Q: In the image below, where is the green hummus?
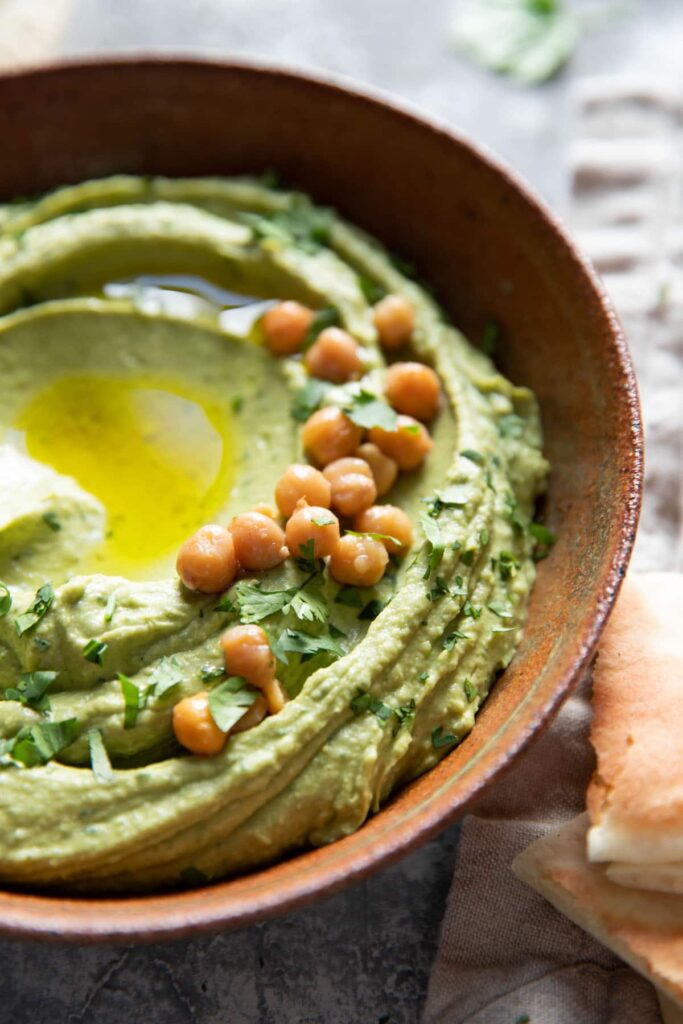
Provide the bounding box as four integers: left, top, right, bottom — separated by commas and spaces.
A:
0, 175, 548, 890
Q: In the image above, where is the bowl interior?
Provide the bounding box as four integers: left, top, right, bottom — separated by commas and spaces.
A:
0, 59, 641, 941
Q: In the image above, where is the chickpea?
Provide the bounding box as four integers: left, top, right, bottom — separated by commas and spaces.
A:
176, 524, 238, 594
231, 693, 268, 734
323, 457, 377, 517
252, 502, 278, 519
261, 301, 314, 356
275, 463, 331, 518
373, 294, 415, 351
368, 415, 433, 471
353, 504, 413, 556
304, 327, 363, 383
229, 511, 288, 571
302, 406, 363, 466
328, 534, 389, 587
356, 443, 398, 497
262, 678, 288, 715
285, 503, 341, 560
385, 361, 441, 422
221, 623, 276, 687
173, 691, 226, 756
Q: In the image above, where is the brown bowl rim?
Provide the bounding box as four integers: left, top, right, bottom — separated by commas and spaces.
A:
0, 54, 643, 943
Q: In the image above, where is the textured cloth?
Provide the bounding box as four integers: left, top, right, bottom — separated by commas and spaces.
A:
0, 0, 73, 68
425, 80, 683, 1023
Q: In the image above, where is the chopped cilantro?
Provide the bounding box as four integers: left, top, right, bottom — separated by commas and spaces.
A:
289, 580, 329, 623
231, 394, 244, 413
311, 515, 337, 527
431, 725, 457, 750
295, 538, 323, 574
427, 576, 450, 602
32, 636, 50, 652
83, 639, 108, 665
0, 582, 11, 618
244, 195, 333, 250
498, 550, 520, 581
358, 599, 386, 621
460, 548, 476, 567
419, 512, 444, 577
530, 521, 556, 560
8, 718, 80, 767
350, 690, 393, 725
103, 593, 117, 623
423, 486, 469, 517
443, 630, 468, 650
335, 586, 364, 609
88, 728, 114, 783
303, 306, 340, 349
201, 664, 226, 683
504, 491, 526, 532
478, 528, 489, 546
460, 449, 484, 465
42, 510, 62, 532
149, 656, 184, 700
234, 580, 294, 622
215, 593, 236, 614
344, 390, 398, 431
2, 670, 56, 712
290, 378, 329, 422
418, 671, 429, 682
393, 699, 417, 734
119, 673, 145, 729
358, 275, 387, 304
498, 413, 526, 439
462, 603, 482, 619
463, 679, 477, 702
488, 600, 513, 619
208, 678, 257, 732
14, 582, 54, 637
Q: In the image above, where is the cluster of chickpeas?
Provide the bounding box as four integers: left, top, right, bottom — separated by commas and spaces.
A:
172, 292, 441, 756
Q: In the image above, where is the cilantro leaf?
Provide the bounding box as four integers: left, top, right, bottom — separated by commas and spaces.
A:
9, 718, 80, 767
335, 586, 364, 608
431, 725, 457, 750
103, 593, 117, 623
14, 582, 54, 637
498, 550, 520, 581
290, 378, 329, 422
358, 275, 387, 305
350, 689, 393, 724
358, 599, 386, 621
215, 593, 236, 613
200, 664, 226, 683
149, 656, 184, 700
2, 670, 57, 712
463, 679, 477, 702
88, 728, 114, 783
498, 413, 526, 439
273, 628, 344, 665
530, 521, 556, 560
460, 449, 485, 465
289, 580, 329, 623
119, 673, 146, 729
83, 639, 108, 665
344, 391, 398, 431
442, 630, 468, 650
208, 678, 257, 732
488, 600, 513, 619
42, 510, 61, 532
234, 580, 295, 623
504, 491, 526, 532
0, 582, 11, 618
419, 512, 445, 577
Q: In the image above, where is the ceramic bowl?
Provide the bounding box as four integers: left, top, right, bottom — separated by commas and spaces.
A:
0, 57, 642, 941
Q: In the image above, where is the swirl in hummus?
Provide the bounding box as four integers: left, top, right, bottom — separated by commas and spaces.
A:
0, 175, 548, 890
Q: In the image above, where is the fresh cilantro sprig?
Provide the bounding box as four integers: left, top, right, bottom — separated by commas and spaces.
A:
344, 390, 398, 431
290, 379, 329, 422
272, 628, 344, 665
2, 670, 57, 712
1, 718, 80, 767
208, 677, 257, 733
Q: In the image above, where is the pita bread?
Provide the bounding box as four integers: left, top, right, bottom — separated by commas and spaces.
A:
513, 813, 683, 1012
587, 574, 683, 870
608, 862, 683, 895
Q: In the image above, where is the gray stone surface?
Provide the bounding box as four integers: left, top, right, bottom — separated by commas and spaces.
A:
3, 2, 681, 1022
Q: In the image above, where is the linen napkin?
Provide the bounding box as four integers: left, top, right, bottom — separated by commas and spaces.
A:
0, 0, 73, 69
424, 78, 683, 1024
